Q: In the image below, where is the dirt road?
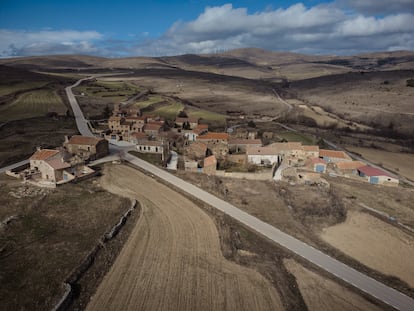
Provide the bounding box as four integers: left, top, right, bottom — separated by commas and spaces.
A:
86, 164, 283, 311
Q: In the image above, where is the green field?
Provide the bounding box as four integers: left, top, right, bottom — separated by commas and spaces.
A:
0, 82, 49, 97
187, 108, 227, 123
277, 131, 315, 145
74, 80, 142, 101
0, 89, 67, 121
133, 95, 164, 109
149, 102, 185, 119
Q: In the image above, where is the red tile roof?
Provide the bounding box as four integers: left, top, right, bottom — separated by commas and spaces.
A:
319, 149, 350, 159
130, 132, 148, 139
268, 142, 303, 151
68, 135, 105, 146
358, 166, 395, 178
144, 123, 162, 131
303, 145, 319, 152
30, 149, 60, 161
46, 158, 71, 170
336, 161, 365, 170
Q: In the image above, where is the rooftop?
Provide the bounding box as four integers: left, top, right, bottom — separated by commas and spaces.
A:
303, 145, 319, 152
246, 146, 280, 156
358, 166, 396, 178
46, 158, 71, 170
336, 161, 366, 170
229, 138, 262, 145
319, 149, 351, 159
30, 149, 60, 161
68, 135, 105, 146
268, 142, 303, 151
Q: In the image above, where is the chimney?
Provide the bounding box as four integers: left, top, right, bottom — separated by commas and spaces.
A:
36, 146, 41, 151
64, 135, 69, 143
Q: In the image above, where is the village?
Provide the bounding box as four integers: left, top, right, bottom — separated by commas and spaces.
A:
7, 100, 399, 188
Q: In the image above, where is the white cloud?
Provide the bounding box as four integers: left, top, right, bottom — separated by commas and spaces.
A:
0, 29, 103, 57
338, 0, 414, 14
134, 3, 414, 56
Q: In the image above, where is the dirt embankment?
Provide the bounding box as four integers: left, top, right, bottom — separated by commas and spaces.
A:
86, 164, 283, 311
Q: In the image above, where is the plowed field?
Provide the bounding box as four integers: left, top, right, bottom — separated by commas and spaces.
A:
86, 164, 283, 311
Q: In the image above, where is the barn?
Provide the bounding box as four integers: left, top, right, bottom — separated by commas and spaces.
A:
357, 166, 399, 186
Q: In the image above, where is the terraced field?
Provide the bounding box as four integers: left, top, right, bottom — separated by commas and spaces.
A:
0, 81, 48, 97
0, 89, 67, 121
87, 164, 282, 311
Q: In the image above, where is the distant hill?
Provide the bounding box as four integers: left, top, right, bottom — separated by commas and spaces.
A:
1, 48, 413, 80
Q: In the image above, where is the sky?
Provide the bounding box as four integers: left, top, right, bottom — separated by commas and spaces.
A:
1, 0, 414, 58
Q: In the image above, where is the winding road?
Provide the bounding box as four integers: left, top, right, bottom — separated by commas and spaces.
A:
2, 74, 413, 311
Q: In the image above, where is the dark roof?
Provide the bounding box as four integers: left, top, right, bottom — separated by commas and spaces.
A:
30, 149, 60, 161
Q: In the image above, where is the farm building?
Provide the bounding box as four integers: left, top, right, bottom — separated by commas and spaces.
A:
143, 123, 163, 137
64, 135, 109, 161
335, 161, 366, 175
136, 140, 167, 160
311, 158, 327, 173
319, 149, 351, 163
228, 138, 262, 153
246, 146, 281, 166
29, 149, 71, 183
357, 166, 399, 186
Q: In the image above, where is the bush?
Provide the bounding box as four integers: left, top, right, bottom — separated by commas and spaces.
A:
406, 79, 414, 87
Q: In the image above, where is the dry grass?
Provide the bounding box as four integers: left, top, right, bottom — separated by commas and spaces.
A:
284, 259, 382, 311
320, 210, 414, 288
0, 177, 129, 311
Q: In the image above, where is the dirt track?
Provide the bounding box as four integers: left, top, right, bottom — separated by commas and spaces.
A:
86, 164, 282, 311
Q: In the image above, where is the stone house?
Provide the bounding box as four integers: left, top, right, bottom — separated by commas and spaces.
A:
175, 117, 199, 129
185, 141, 208, 160
335, 161, 365, 175
29, 148, 71, 183
64, 135, 109, 160
228, 138, 262, 153
143, 123, 163, 137
136, 140, 167, 160
319, 149, 351, 163
203, 155, 217, 175
246, 146, 281, 166
303, 145, 319, 158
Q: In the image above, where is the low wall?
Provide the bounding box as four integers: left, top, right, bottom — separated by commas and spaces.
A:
51, 199, 137, 311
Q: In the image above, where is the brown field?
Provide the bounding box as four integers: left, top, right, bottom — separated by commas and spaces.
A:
0, 175, 129, 311
291, 70, 414, 134
346, 146, 414, 181
87, 164, 283, 311
284, 259, 382, 311
321, 210, 414, 288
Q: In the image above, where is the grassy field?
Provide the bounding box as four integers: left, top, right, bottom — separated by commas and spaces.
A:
75, 80, 142, 101
0, 89, 67, 122
276, 131, 316, 145
148, 101, 185, 119
0, 175, 130, 311
0, 117, 77, 167
0, 82, 49, 97
133, 95, 164, 109
187, 108, 227, 124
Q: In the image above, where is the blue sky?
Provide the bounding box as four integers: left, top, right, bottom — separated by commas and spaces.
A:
1, 0, 413, 57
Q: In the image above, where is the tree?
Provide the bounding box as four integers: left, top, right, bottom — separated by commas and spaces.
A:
103, 105, 112, 118
178, 110, 188, 118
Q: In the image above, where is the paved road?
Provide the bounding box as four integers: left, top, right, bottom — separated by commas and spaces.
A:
123, 153, 414, 311
2, 75, 413, 311
67, 75, 414, 311
0, 159, 29, 174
